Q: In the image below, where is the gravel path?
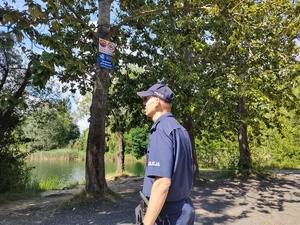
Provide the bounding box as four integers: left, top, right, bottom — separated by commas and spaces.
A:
0, 170, 299, 225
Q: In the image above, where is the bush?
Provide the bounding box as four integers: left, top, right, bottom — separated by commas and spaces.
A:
195, 136, 239, 169
124, 125, 149, 159
71, 129, 88, 151
0, 144, 33, 193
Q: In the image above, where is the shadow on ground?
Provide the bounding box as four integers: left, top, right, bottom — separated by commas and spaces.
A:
192, 170, 300, 225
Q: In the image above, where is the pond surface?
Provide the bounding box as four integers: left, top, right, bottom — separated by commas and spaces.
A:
28, 159, 145, 187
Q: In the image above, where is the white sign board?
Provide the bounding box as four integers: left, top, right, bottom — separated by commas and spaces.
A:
99, 38, 115, 56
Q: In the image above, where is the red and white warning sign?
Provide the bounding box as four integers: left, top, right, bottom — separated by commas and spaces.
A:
99, 38, 115, 56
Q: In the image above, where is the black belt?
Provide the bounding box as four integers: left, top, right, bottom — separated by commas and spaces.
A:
163, 196, 189, 208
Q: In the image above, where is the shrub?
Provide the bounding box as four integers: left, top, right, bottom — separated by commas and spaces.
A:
0, 144, 33, 193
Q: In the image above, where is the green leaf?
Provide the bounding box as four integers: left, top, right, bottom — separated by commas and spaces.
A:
0, 99, 9, 109
18, 102, 28, 110
2, 14, 11, 25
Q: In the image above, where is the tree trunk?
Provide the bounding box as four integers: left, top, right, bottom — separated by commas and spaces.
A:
116, 131, 125, 173
0, 108, 15, 141
237, 92, 251, 170
183, 114, 200, 177
85, 0, 111, 195
182, 20, 199, 177
0, 68, 31, 141
85, 68, 110, 195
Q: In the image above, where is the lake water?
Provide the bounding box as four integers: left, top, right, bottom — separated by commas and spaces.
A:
28, 159, 145, 187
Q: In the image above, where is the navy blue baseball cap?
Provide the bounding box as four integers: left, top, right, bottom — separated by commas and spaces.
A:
137, 83, 175, 103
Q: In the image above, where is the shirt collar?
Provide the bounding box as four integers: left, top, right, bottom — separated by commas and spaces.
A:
150, 112, 173, 132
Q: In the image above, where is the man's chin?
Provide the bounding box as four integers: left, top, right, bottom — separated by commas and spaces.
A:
145, 112, 152, 118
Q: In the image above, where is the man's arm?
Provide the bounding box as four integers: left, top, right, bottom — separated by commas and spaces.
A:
142, 176, 171, 225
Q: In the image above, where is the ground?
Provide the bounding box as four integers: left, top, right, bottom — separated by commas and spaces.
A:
0, 170, 299, 225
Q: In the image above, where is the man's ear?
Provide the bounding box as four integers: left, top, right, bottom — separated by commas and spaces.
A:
154, 97, 160, 107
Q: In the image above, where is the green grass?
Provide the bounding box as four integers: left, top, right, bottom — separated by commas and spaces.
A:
0, 175, 83, 204
261, 161, 300, 170
196, 167, 279, 181
39, 176, 84, 191
39, 176, 61, 190
0, 178, 42, 203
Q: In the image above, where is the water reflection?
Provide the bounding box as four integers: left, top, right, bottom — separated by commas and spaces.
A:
28, 160, 145, 187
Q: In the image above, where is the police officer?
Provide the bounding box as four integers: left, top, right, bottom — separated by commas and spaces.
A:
137, 83, 195, 225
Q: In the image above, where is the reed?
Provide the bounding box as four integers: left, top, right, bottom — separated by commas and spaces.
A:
28, 149, 143, 163
29, 148, 85, 161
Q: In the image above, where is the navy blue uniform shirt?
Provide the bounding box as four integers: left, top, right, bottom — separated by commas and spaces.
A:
142, 112, 194, 202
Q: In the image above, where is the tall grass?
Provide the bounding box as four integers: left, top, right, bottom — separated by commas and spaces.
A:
29, 148, 85, 161
28, 148, 144, 163
39, 176, 83, 190
39, 176, 61, 190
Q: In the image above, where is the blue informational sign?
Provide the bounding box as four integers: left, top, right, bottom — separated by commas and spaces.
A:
98, 53, 114, 70
98, 38, 116, 70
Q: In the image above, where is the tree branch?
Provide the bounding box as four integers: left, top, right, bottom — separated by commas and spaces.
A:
62, 0, 98, 38
110, 5, 214, 37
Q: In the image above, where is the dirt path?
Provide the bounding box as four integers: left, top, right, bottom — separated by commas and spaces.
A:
0, 186, 84, 224
193, 170, 300, 225
0, 177, 143, 225
0, 171, 299, 225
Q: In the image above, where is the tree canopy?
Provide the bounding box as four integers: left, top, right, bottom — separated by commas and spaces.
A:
21, 99, 80, 150
1, 0, 299, 195
112, 0, 300, 171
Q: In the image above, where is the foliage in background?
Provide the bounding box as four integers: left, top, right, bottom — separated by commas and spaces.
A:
0, 24, 81, 193
21, 99, 80, 150
195, 135, 239, 169
263, 108, 300, 169
113, 0, 300, 171
195, 105, 300, 169
70, 129, 89, 152
124, 125, 149, 159
0, 43, 28, 141
0, 41, 34, 194
105, 129, 119, 156
1, 0, 299, 197
0, 135, 33, 194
